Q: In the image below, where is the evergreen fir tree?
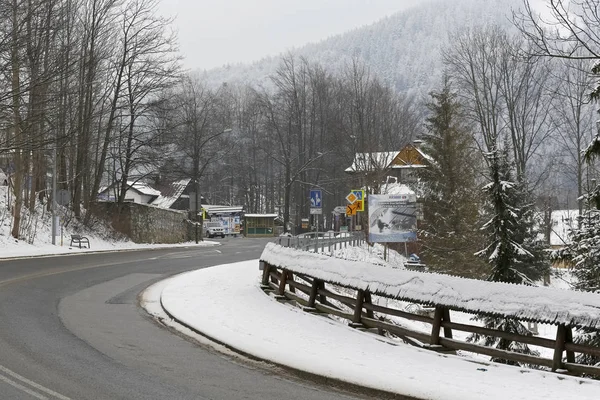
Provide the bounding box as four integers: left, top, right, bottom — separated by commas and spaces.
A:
476, 147, 548, 284
553, 185, 600, 367
470, 147, 549, 365
417, 79, 487, 278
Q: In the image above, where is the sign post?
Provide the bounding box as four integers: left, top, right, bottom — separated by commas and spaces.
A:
309, 189, 323, 230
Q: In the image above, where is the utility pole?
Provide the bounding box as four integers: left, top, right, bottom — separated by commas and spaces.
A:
195, 178, 199, 243
51, 145, 57, 245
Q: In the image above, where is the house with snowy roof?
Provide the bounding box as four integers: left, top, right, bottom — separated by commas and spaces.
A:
345, 140, 430, 185
151, 178, 199, 210
97, 180, 161, 204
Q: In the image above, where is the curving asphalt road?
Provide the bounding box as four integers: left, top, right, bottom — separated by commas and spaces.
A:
0, 238, 370, 400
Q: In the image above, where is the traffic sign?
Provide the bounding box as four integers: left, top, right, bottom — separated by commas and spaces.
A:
57, 189, 71, 206
351, 190, 365, 211
310, 189, 322, 208
355, 199, 364, 212
351, 189, 364, 201
346, 202, 359, 216
346, 192, 357, 204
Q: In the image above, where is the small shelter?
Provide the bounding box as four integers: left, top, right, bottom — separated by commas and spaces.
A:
203, 205, 244, 236
244, 213, 278, 237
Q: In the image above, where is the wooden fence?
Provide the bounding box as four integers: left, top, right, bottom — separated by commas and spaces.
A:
260, 261, 600, 378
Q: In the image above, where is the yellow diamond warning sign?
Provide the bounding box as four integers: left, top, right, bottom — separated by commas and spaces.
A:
346, 192, 357, 204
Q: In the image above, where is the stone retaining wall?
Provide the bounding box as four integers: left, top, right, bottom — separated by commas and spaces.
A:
91, 202, 188, 243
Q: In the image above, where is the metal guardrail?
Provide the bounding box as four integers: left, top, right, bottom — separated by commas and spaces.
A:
274, 231, 365, 252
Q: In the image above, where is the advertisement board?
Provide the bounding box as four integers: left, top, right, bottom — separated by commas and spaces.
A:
368, 193, 417, 243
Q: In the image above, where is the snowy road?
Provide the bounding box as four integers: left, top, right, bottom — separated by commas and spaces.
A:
0, 238, 375, 400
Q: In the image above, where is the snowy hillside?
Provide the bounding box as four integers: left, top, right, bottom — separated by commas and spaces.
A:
201, 0, 523, 97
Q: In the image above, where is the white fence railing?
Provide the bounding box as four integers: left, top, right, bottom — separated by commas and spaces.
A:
274, 231, 365, 252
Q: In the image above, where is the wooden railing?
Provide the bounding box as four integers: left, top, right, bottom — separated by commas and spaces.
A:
259, 261, 600, 377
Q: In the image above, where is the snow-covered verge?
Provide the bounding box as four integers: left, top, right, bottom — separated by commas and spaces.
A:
0, 186, 218, 259
260, 242, 600, 328
159, 260, 600, 400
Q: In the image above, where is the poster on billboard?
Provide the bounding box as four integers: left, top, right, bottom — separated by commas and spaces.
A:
368, 193, 417, 243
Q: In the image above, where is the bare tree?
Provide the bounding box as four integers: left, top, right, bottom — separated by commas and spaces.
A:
551, 59, 596, 214
112, 0, 181, 204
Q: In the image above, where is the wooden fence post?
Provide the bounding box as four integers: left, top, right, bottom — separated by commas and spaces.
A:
318, 280, 327, 303
261, 262, 271, 287
363, 291, 374, 318
288, 271, 296, 293
277, 268, 288, 298
565, 326, 575, 363
350, 289, 365, 327
553, 324, 567, 371
430, 306, 444, 345
306, 278, 320, 309
442, 308, 453, 339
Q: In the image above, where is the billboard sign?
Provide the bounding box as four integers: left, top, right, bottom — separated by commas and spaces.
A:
368, 193, 417, 243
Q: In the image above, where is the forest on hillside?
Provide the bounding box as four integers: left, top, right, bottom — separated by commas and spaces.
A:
2, 0, 600, 367
0, 0, 597, 243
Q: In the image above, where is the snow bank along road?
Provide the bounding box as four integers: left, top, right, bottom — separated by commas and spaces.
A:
0, 238, 373, 400
159, 260, 600, 400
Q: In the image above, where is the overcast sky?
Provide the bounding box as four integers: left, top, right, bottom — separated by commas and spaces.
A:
157, 0, 422, 71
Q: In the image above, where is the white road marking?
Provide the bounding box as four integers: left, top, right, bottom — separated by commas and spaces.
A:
0, 373, 47, 399
0, 365, 71, 400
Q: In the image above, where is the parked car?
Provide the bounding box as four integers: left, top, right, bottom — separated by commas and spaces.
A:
204, 221, 225, 238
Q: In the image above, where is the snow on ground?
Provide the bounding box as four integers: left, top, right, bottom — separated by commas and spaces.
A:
159, 260, 600, 400
0, 186, 218, 259
261, 243, 600, 328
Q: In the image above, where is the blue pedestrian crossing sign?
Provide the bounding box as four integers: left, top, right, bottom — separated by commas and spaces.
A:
310, 189, 322, 208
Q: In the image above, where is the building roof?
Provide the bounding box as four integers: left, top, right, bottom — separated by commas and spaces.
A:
345, 143, 431, 174
380, 182, 415, 196
245, 213, 278, 218
203, 204, 244, 214
97, 180, 161, 198
151, 178, 191, 209
128, 181, 161, 197
345, 152, 399, 173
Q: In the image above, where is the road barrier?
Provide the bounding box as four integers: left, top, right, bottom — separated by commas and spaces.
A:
260, 243, 600, 378
274, 231, 364, 252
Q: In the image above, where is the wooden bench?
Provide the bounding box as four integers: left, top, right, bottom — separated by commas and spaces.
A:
70, 234, 90, 249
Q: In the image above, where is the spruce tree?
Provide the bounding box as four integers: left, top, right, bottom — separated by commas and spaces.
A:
553, 185, 600, 367
418, 79, 486, 278
477, 147, 548, 284
470, 147, 548, 365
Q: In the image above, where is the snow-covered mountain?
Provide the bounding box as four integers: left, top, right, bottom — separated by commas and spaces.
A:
199, 0, 523, 97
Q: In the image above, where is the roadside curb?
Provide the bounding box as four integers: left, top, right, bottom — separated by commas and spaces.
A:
157, 284, 420, 400
0, 242, 221, 262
